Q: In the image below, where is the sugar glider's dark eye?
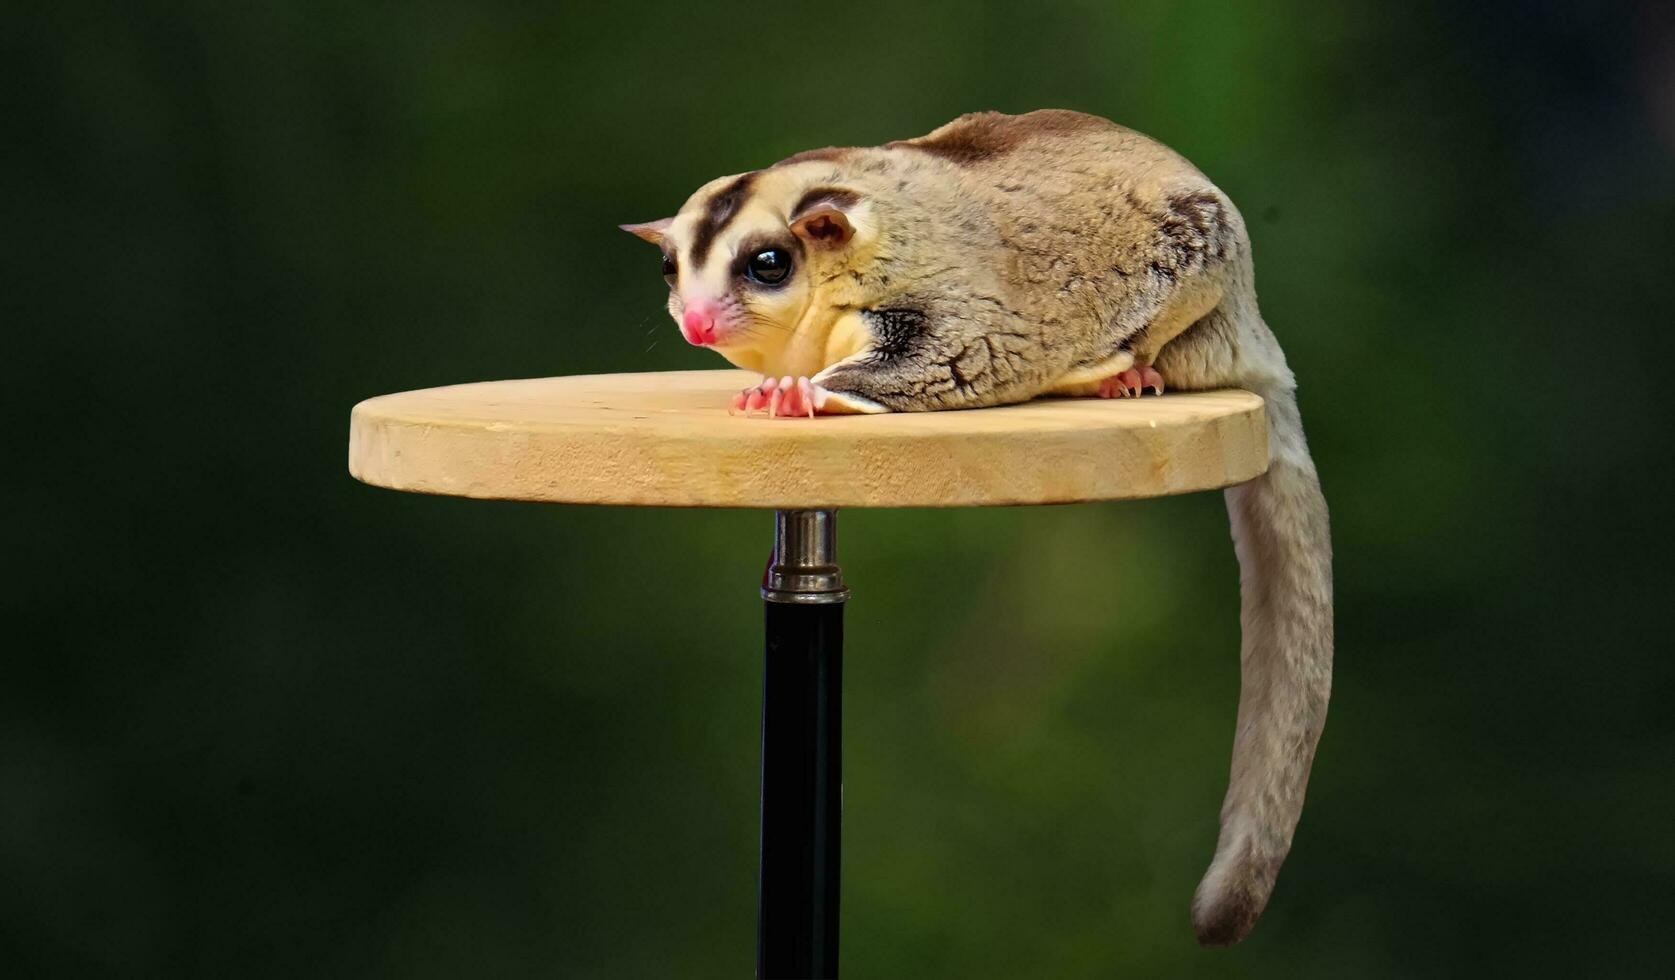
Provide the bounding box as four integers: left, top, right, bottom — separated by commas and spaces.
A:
661, 254, 677, 286
745, 249, 792, 286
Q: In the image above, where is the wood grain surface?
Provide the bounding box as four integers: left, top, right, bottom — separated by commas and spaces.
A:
348, 370, 1268, 508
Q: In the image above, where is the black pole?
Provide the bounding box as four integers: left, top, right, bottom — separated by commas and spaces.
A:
759, 602, 842, 979
758, 510, 848, 980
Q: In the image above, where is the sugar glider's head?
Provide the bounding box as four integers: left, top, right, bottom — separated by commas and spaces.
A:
622, 166, 872, 353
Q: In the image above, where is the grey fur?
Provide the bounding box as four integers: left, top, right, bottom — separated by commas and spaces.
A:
819, 112, 1332, 946
637, 110, 1334, 947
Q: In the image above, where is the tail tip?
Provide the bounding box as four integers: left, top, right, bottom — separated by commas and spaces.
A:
1190, 868, 1268, 947
1191, 893, 1261, 947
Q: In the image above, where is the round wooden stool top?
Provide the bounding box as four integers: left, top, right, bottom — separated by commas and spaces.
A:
348, 369, 1268, 509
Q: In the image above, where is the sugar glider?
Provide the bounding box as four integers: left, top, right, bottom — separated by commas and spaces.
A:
624, 109, 1332, 946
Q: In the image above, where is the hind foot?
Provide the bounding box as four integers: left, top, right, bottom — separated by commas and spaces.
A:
1098, 365, 1165, 398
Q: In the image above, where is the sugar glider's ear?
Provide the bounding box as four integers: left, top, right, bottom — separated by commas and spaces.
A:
619, 217, 673, 245
790, 188, 862, 247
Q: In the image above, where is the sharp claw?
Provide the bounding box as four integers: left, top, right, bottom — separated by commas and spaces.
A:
1094, 366, 1165, 400
769, 388, 783, 417
799, 377, 816, 418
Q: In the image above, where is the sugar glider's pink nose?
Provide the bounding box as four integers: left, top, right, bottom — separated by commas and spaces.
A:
681, 303, 718, 346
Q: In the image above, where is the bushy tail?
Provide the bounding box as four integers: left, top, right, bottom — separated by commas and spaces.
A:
1190, 382, 1333, 946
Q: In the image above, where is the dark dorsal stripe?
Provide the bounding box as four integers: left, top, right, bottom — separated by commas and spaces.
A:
888, 109, 1113, 166
690, 172, 758, 267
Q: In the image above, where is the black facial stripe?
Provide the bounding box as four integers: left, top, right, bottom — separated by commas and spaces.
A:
690, 171, 758, 267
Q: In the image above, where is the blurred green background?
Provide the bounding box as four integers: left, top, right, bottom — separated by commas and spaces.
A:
8, 1, 1675, 976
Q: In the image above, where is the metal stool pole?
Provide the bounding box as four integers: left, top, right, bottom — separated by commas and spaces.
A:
758, 509, 848, 979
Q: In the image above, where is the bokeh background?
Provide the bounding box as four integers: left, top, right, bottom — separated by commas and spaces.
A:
9, 1, 1675, 976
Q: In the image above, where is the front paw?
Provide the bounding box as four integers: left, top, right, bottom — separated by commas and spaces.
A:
729, 376, 830, 419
